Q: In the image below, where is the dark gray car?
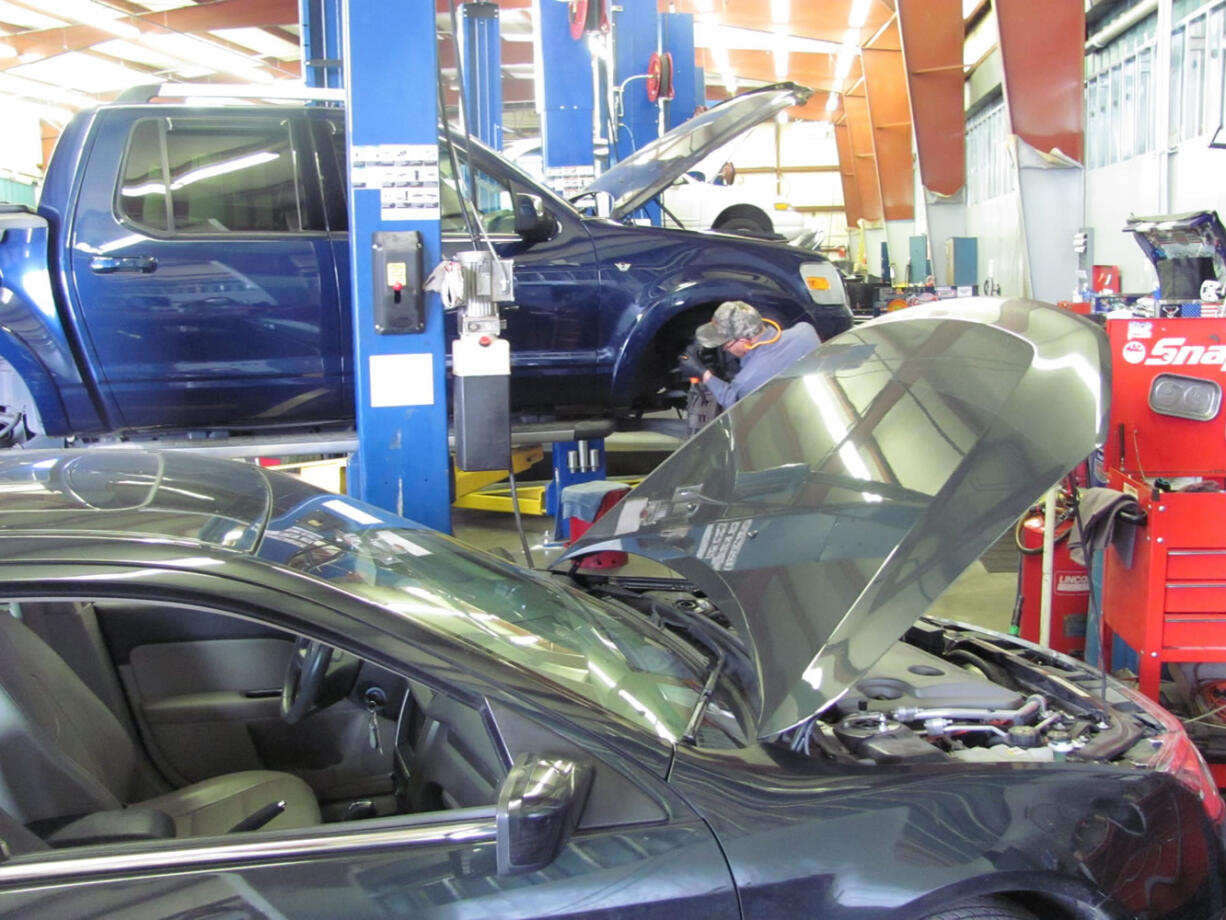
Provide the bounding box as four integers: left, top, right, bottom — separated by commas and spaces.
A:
0, 299, 1220, 920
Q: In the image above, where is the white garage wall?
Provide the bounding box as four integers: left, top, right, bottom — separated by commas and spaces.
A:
0, 99, 44, 198
700, 120, 850, 252
1085, 156, 1164, 295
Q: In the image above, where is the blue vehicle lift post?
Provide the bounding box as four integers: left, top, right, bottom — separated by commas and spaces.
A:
458, 2, 502, 150
534, 0, 596, 195
301, 0, 343, 89
611, 0, 660, 223
661, 12, 696, 131
341, 0, 451, 533
533, 0, 608, 535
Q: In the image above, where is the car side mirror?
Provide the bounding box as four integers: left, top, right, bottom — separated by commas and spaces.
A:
513, 194, 558, 243
496, 755, 593, 876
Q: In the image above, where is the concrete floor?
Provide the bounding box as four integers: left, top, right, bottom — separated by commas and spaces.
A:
452, 426, 1020, 636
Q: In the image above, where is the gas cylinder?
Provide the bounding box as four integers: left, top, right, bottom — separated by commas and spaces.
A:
1017, 514, 1088, 657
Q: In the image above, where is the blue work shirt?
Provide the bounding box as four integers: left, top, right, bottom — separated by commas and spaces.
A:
704, 322, 820, 408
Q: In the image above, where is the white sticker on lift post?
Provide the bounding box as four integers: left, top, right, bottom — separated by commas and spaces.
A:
1127, 321, 1153, 340
369, 353, 434, 407
351, 144, 440, 221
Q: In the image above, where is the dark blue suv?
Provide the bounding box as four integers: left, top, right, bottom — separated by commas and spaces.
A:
0, 84, 849, 439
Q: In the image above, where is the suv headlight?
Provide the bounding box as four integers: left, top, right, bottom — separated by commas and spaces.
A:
800, 262, 842, 305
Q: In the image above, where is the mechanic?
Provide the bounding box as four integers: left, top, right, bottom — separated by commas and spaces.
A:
679, 300, 820, 409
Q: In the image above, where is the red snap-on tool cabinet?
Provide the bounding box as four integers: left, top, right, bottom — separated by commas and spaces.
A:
1100, 317, 1226, 784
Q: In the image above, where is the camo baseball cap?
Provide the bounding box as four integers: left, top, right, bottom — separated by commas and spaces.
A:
694, 300, 765, 348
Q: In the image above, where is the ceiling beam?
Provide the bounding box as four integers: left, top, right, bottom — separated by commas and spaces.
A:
2, 0, 298, 62
833, 118, 863, 227
844, 92, 883, 222
897, 0, 965, 198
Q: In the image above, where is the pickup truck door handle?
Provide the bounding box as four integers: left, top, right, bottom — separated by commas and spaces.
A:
89, 255, 158, 274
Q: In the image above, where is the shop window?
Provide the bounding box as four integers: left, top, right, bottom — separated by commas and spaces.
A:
1206, 7, 1225, 135
1137, 46, 1154, 155
1183, 15, 1206, 138
1169, 26, 1185, 146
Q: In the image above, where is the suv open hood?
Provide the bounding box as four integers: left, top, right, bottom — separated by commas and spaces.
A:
559, 300, 1110, 739
586, 83, 812, 220
1125, 211, 1226, 301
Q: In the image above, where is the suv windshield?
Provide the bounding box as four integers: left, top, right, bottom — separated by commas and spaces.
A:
258, 492, 745, 746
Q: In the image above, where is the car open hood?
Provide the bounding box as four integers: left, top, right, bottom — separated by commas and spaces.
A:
586, 83, 812, 220
558, 299, 1110, 739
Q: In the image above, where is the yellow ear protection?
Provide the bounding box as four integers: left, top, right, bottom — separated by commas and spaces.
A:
742, 318, 782, 350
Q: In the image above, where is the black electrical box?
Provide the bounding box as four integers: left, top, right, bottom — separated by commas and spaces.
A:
371, 230, 425, 334
454, 375, 511, 471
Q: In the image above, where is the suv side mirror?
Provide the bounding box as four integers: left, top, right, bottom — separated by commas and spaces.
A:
496, 755, 593, 876
513, 194, 558, 243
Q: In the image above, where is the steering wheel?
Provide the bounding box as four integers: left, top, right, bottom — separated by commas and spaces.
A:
281, 636, 335, 725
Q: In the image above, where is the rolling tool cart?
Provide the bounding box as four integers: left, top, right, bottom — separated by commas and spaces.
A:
1099, 316, 1226, 785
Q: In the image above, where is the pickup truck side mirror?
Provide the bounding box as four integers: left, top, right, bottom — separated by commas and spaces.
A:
496, 755, 593, 876
513, 194, 558, 243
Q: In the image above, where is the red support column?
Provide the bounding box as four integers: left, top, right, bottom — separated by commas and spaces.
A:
896, 0, 965, 199
996, 0, 1086, 303
844, 89, 884, 223
833, 116, 863, 228
861, 18, 914, 222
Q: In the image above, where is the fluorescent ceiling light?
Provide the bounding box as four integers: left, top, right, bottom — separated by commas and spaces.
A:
0, 1, 62, 30
0, 71, 94, 107
693, 0, 714, 12
13, 50, 150, 93
774, 51, 788, 80
849, 0, 872, 29
694, 22, 841, 55
0, 42, 16, 59
771, 0, 789, 24
39, 0, 139, 39
140, 32, 274, 83
38, 104, 73, 124
211, 27, 301, 60
826, 92, 840, 112
773, 26, 788, 80
835, 45, 856, 81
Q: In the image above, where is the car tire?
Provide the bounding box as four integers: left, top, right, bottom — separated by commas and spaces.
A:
716, 215, 771, 236
919, 898, 1039, 920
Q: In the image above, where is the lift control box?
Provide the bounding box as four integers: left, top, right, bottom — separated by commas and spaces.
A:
371, 231, 425, 334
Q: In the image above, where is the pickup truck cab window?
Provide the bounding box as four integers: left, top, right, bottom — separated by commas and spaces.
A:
118, 117, 306, 235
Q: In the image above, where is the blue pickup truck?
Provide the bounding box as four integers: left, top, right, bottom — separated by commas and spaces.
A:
0, 84, 850, 444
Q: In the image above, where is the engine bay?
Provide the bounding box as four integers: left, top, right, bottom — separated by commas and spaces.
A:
788, 619, 1159, 767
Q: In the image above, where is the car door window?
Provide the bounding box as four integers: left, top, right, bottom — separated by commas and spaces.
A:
119, 117, 305, 234
439, 141, 516, 234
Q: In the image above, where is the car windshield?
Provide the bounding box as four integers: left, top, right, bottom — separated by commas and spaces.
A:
256, 492, 744, 746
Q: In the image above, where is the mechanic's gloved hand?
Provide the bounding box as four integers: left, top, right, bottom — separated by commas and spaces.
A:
677, 352, 708, 380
